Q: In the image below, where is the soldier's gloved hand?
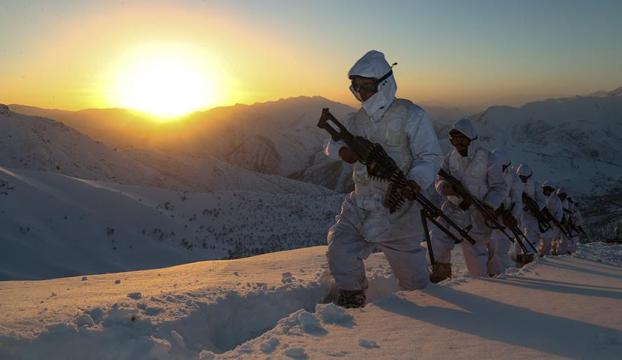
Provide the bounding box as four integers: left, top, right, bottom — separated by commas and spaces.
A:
481, 203, 495, 215
439, 182, 457, 196
338, 146, 359, 164
503, 214, 518, 228
459, 198, 472, 210
400, 180, 421, 201
494, 205, 505, 217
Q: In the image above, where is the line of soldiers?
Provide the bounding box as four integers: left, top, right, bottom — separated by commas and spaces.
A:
428, 120, 587, 283
321, 50, 588, 308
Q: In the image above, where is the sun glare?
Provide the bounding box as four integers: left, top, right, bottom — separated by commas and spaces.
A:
111, 45, 223, 119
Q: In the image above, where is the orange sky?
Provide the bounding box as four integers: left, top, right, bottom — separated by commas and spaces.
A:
1, 1, 621, 115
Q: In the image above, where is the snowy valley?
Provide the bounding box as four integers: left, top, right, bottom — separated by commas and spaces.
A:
8, 88, 622, 235
1, 88, 621, 359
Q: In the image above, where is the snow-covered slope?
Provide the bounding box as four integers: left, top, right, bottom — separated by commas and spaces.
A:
0, 106, 333, 195
0, 104, 342, 280
124, 149, 335, 195
465, 89, 622, 197
6, 105, 154, 149
11, 91, 620, 199
0, 106, 167, 186
0, 166, 342, 280
10, 97, 356, 179
7, 98, 469, 194
0, 244, 620, 360
153, 96, 356, 178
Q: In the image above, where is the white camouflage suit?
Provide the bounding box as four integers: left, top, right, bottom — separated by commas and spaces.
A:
430, 119, 507, 277
567, 200, 583, 253
557, 189, 580, 254
487, 149, 523, 275
515, 164, 546, 256
324, 50, 442, 291
539, 180, 563, 256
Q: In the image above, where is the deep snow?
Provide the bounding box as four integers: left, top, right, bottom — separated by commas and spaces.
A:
1, 91, 621, 359
1, 244, 620, 360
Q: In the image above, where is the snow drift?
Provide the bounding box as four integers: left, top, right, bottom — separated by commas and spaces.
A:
0, 244, 620, 359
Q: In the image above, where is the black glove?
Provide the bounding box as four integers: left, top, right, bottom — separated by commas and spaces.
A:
459, 199, 472, 211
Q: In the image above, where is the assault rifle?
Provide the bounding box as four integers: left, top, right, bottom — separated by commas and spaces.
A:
437, 169, 534, 253
317, 108, 476, 265
498, 203, 538, 254
522, 193, 553, 233
562, 208, 591, 240
542, 208, 572, 238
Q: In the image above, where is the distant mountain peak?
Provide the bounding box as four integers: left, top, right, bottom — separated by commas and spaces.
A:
248, 95, 347, 107
587, 86, 622, 98
0, 104, 10, 115
609, 86, 622, 97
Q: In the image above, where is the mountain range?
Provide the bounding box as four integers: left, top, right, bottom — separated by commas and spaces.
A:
2, 87, 621, 278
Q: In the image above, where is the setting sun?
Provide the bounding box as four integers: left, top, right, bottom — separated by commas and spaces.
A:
110, 45, 222, 118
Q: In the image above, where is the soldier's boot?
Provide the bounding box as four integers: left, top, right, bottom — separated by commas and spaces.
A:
430, 262, 452, 283
336, 289, 366, 308
516, 253, 535, 267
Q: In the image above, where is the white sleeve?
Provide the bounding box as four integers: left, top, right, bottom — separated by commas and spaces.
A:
324, 138, 344, 160
548, 196, 563, 222
405, 106, 443, 191
435, 155, 451, 196
323, 113, 356, 160
483, 154, 508, 209
510, 175, 523, 218
534, 182, 547, 210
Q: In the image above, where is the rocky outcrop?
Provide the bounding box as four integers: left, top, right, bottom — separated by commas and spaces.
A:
225, 135, 282, 174
0, 104, 10, 115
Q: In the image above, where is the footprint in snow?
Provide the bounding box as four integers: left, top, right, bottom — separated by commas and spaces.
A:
358, 339, 380, 349
284, 347, 308, 359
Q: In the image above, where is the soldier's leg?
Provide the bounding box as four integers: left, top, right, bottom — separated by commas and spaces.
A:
540, 236, 553, 256
461, 233, 489, 277
326, 211, 370, 291
429, 221, 455, 282
520, 216, 541, 255
556, 232, 570, 255
488, 230, 511, 276
569, 236, 579, 254
540, 228, 559, 256
378, 236, 429, 290
430, 220, 455, 265
551, 238, 560, 255
429, 203, 473, 282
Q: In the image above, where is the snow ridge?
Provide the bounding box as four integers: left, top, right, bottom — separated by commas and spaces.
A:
2, 245, 620, 359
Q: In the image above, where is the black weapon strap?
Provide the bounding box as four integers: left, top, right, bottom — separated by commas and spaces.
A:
420, 210, 436, 267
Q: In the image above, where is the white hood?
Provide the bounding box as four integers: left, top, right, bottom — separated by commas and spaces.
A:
516, 163, 533, 177
541, 180, 557, 189
450, 118, 479, 157
492, 148, 511, 168
348, 50, 397, 119
450, 118, 478, 140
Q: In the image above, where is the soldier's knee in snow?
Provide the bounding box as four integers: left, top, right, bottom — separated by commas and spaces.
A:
398, 275, 429, 291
